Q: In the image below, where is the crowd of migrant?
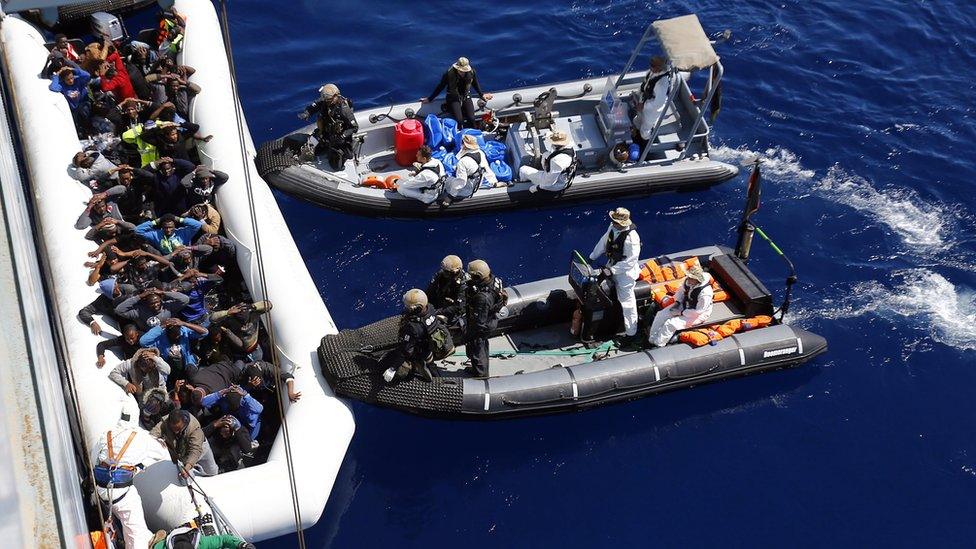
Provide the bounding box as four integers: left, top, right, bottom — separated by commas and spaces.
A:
47, 8, 297, 498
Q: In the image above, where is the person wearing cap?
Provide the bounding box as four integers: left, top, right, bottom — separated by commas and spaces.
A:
426, 254, 469, 329
298, 82, 358, 170
181, 165, 229, 209
396, 145, 445, 204
636, 56, 673, 142
422, 57, 493, 129
464, 259, 506, 377
520, 130, 578, 193
445, 133, 499, 201
78, 276, 129, 337
589, 207, 642, 348
648, 263, 714, 348
394, 289, 443, 382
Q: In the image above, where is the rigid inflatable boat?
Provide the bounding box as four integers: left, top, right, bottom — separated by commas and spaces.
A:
320, 246, 826, 418
0, 0, 353, 542
319, 160, 827, 418
257, 14, 738, 218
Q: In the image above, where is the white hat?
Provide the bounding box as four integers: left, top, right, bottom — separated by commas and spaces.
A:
686, 264, 706, 283
549, 131, 570, 146
462, 133, 480, 150
608, 207, 632, 226
453, 57, 472, 72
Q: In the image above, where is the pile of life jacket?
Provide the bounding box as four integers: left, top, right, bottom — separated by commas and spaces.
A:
678, 315, 773, 347
643, 257, 729, 307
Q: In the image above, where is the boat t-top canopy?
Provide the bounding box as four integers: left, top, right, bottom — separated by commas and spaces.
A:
652, 14, 719, 71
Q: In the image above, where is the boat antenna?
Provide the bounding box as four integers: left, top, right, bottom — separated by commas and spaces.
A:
733, 157, 797, 320
734, 156, 762, 261
217, 2, 306, 548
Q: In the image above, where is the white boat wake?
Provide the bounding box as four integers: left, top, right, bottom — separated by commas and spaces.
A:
711, 145, 960, 251
712, 145, 975, 352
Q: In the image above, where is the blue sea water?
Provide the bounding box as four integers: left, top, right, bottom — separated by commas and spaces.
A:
228, 1, 976, 546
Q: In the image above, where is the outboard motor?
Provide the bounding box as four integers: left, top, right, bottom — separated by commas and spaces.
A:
90, 12, 127, 43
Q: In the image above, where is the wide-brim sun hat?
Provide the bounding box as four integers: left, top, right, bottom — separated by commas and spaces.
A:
462, 134, 480, 150
453, 56, 472, 72
686, 264, 706, 283
608, 207, 632, 226
549, 131, 570, 146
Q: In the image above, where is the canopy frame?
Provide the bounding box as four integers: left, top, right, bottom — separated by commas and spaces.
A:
608, 14, 724, 165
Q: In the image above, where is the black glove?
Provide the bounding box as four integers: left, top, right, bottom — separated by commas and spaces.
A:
600, 267, 613, 278
49, 49, 64, 60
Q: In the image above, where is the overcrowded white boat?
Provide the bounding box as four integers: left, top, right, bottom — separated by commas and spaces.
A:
0, 0, 354, 544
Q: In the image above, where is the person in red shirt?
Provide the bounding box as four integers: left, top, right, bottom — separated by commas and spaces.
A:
98, 48, 136, 101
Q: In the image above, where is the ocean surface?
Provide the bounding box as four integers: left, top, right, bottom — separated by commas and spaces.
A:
228, 1, 976, 546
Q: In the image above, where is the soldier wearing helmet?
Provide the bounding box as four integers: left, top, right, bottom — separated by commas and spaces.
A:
464, 259, 506, 377
298, 82, 358, 170
393, 289, 441, 382
425, 255, 469, 330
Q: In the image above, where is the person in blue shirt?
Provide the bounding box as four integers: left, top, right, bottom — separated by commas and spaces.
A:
49, 60, 92, 132
201, 385, 264, 441
135, 213, 203, 255
139, 317, 208, 381
174, 268, 222, 326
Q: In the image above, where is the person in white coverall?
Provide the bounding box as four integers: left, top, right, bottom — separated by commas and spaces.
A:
522, 130, 576, 193
590, 207, 641, 346
445, 134, 498, 201
637, 56, 673, 141
648, 263, 715, 347
91, 422, 169, 549
397, 145, 446, 204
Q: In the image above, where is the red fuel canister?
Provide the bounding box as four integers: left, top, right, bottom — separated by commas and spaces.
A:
394, 119, 425, 167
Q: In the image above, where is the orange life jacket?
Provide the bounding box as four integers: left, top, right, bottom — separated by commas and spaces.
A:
678, 315, 775, 347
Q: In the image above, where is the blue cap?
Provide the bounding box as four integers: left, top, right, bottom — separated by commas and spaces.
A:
97, 277, 117, 297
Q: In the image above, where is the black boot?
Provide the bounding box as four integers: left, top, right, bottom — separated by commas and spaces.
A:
616, 334, 643, 352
